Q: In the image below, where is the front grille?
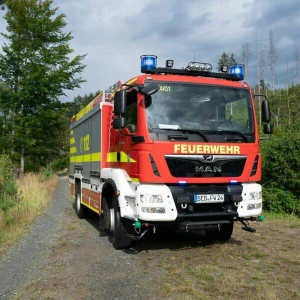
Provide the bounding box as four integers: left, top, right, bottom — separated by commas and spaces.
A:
185, 186, 227, 194
165, 155, 246, 178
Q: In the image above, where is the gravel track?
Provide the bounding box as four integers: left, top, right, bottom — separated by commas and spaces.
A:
0, 176, 69, 300
0, 176, 160, 300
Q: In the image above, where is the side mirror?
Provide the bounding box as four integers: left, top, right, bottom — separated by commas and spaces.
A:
262, 100, 271, 123
113, 117, 126, 129
140, 83, 160, 96
263, 123, 272, 134
145, 95, 152, 108
114, 90, 126, 115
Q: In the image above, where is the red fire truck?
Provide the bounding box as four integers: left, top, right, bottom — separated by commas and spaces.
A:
69, 55, 271, 249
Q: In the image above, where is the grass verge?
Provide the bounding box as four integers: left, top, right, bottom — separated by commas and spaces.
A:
0, 173, 58, 258
141, 212, 300, 300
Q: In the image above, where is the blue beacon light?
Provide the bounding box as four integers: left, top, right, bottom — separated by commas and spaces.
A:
229, 64, 245, 80
140, 55, 157, 73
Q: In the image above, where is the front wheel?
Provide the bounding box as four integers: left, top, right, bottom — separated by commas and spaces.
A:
99, 195, 111, 232
112, 196, 133, 250
206, 221, 234, 243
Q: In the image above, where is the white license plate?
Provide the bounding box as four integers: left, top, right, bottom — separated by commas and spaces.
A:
194, 194, 224, 203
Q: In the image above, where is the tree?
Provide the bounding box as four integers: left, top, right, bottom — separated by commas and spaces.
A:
268, 30, 279, 91
0, 0, 6, 10
240, 43, 251, 81
294, 44, 300, 84
0, 0, 86, 171
217, 52, 237, 69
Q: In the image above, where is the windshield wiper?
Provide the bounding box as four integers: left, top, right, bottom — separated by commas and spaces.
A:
205, 130, 248, 142
177, 129, 209, 142
150, 128, 209, 142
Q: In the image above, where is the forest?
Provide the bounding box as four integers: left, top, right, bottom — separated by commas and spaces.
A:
0, 0, 299, 216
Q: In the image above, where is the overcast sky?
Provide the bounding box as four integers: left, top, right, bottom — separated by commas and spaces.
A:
1, 0, 300, 101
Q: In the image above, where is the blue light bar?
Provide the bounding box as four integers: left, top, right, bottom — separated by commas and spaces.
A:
140, 55, 157, 73
229, 64, 244, 80
178, 180, 187, 185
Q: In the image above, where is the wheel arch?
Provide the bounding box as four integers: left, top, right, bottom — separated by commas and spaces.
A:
101, 179, 117, 210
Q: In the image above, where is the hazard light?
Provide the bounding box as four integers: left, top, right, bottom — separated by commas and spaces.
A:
229, 64, 245, 80
140, 55, 157, 73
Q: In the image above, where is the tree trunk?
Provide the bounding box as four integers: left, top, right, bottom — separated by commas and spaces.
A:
20, 145, 24, 173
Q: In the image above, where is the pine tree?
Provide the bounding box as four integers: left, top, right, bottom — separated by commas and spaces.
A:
268, 30, 279, 91
0, 0, 86, 171
217, 52, 237, 70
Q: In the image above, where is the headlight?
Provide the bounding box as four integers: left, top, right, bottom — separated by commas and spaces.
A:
141, 207, 165, 213
247, 203, 262, 210
249, 191, 262, 200
140, 194, 163, 203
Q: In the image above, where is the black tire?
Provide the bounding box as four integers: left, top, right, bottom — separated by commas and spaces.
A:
75, 184, 85, 219
206, 221, 234, 243
99, 195, 111, 231
205, 229, 219, 242
112, 196, 133, 250
218, 221, 234, 242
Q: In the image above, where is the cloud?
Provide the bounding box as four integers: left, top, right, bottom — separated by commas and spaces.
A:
1, 0, 299, 100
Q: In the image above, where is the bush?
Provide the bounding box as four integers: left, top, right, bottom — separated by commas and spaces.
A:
0, 154, 19, 214
263, 187, 300, 216
261, 132, 300, 198
50, 155, 69, 171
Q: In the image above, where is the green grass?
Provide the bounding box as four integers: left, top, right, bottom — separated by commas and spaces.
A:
0, 173, 58, 257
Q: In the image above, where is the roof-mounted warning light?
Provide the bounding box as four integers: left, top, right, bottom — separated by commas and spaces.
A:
219, 65, 229, 73
186, 62, 212, 72
140, 55, 157, 73
229, 64, 245, 81
166, 59, 174, 68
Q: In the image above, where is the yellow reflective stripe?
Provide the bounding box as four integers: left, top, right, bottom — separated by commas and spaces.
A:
70, 152, 101, 163
91, 152, 100, 161
70, 137, 75, 145
82, 202, 99, 214
120, 151, 136, 162
70, 147, 77, 154
70, 151, 135, 163
130, 177, 140, 182
106, 152, 117, 162
124, 77, 137, 86
74, 92, 104, 122
106, 152, 136, 163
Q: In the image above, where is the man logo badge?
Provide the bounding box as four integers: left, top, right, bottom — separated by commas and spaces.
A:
196, 156, 222, 173
203, 155, 214, 162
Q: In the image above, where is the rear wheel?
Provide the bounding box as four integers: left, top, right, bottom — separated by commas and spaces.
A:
75, 184, 85, 219
112, 196, 133, 250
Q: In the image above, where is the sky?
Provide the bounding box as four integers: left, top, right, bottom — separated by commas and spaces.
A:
1, 0, 300, 102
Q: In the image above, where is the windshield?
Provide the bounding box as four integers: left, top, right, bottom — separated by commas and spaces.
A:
145, 82, 254, 136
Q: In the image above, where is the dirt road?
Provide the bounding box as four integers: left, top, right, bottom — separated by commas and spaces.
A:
0, 176, 299, 300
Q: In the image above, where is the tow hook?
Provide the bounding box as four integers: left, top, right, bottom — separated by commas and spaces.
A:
128, 220, 151, 241
129, 228, 150, 241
